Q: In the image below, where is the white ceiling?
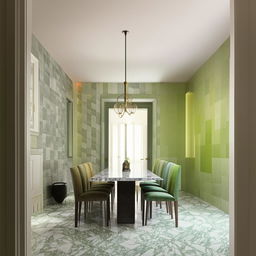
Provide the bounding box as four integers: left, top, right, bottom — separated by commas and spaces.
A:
32, 0, 230, 83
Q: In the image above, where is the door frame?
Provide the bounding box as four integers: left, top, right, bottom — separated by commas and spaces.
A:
103, 102, 153, 170
7, 0, 256, 255
4, 0, 32, 255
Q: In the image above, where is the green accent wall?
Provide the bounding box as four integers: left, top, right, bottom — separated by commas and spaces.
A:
184, 40, 230, 213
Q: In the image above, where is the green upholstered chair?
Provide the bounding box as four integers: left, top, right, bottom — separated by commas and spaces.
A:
83, 163, 115, 210
141, 162, 173, 214
139, 159, 166, 188
87, 162, 115, 188
140, 160, 168, 210
79, 163, 114, 210
85, 162, 115, 196
141, 162, 173, 194
136, 159, 162, 202
70, 166, 110, 227
142, 163, 181, 227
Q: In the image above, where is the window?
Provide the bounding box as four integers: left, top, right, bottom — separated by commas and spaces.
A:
67, 99, 73, 158
30, 54, 39, 133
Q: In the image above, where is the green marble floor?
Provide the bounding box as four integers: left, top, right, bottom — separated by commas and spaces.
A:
31, 192, 229, 255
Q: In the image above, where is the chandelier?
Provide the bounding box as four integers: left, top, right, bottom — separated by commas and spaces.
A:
114, 30, 137, 118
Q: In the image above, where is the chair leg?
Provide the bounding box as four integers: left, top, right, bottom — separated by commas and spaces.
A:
102, 201, 105, 226
107, 197, 110, 223
75, 201, 78, 227
174, 201, 178, 227
169, 201, 173, 219
166, 201, 169, 213
145, 201, 149, 226
103, 200, 107, 227
136, 188, 138, 202
111, 189, 114, 211
160, 201, 162, 209
84, 201, 87, 221
105, 200, 109, 226
78, 202, 82, 223
141, 191, 144, 211
150, 201, 152, 219
87, 201, 90, 212
142, 196, 145, 226
113, 184, 115, 200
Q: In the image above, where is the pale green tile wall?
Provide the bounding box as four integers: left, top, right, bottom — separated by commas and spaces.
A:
31, 36, 73, 205
184, 40, 230, 212
74, 83, 186, 177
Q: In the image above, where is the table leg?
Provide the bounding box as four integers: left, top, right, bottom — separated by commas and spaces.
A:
117, 181, 135, 224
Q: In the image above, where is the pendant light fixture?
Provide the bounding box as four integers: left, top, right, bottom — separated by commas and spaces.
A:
114, 30, 137, 118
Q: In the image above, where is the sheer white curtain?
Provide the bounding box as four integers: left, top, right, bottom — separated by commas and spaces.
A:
108, 109, 148, 172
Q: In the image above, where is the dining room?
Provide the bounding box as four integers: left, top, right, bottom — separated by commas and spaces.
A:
30, 0, 230, 255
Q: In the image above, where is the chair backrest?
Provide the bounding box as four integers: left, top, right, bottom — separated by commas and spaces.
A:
155, 160, 167, 185
78, 164, 89, 192
161, 162, 172, 189
152, 159, 161, 173
156, 160, 168, 177
87, 162, 95, 176
83, 162, 94, 188
167, 163, 181, 200
70, 166, 83, 201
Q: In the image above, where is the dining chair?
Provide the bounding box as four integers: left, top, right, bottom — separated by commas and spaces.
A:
142, 162, 177, 212
87, 162, 115, 188
140, 160, 168, 210
141, 162, 173, 194
78, 163, 113, 213
82, 162, 115, 210
78, 164, 111, 192
142, 163, 181, 227
70, 166, 110, 227
139, 159, 163, 188
85, 162, 115, 198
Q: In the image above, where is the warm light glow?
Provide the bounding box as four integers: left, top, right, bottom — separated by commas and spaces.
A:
75, 82, 82, 87
185, 92, 195, 158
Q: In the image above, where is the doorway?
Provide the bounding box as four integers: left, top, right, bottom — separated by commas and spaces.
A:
108, 108, 148, 172
104, 102, 153, 170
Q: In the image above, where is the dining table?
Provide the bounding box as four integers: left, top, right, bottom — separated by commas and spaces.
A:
90, 168, 162, 224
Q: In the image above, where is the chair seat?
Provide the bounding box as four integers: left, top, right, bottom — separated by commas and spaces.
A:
92, 181, 114, 187
140, 181, 160, 187
79, 191, 109, 201
142, 186, 168, 193
144, 191, 175, 201
89, 186, 111, 193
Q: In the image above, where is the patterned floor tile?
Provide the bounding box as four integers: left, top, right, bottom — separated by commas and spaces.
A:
32, 192, 229, 256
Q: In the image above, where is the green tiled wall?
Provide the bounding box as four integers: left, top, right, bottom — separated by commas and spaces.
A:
184, 40, 230, 212
31, 36, 73, 205
74, 83, 186, 177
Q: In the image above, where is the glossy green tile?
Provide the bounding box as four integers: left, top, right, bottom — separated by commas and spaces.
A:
185, 40, 230, 213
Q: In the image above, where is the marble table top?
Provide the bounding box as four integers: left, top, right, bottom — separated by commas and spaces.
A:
90, 168, 162, 182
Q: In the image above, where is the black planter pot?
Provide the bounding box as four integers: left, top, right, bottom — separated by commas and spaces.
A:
52, 182, 67, 203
